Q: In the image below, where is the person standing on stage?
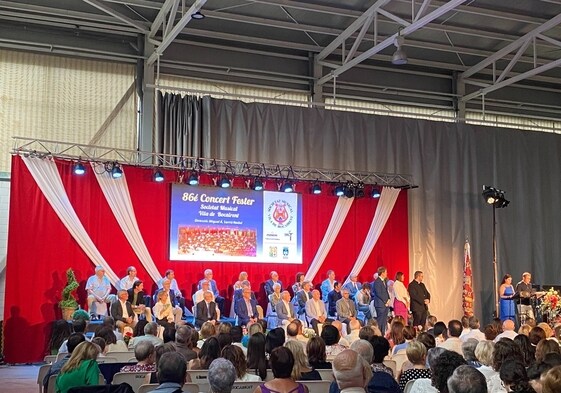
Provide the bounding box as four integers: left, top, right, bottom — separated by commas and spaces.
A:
408, 270, 431, 329
372, 266, 391, 335
515, 272, 535, 321
499, 274, 516, 321
393, 272, 410, 321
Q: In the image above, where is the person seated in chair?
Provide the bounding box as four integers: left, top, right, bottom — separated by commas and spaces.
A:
154, 279, 183, 324
295, 281, 312, 317
86, 266, 116, 318
268, 282, 282, 310
276, 291, 296, 326
153, 352, 187, 393
235, 287, 259, 326
152, 291, 175, 329
195, 291, 219, 328
198, 269, 225, 313
328, 281, 342, 317
157, 269, 186, 314
336, 289, 359, 334
110, 289, 136, 333
193, 279, 215, 305
306, 289, 333, 335
264, 270, 283, 297
127, 280, 152, 322
117, 266, 139, 291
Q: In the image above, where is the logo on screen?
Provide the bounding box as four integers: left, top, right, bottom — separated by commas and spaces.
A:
267, 200, 294, 228
269, 246, 278, 257
283, 247, 289, 258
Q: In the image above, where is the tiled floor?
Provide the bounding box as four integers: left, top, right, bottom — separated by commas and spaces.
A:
0, 363, 41, 392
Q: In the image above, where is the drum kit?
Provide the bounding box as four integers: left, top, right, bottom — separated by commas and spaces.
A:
517, 290, 546, 323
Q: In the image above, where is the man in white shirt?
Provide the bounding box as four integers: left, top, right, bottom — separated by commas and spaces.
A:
117, 266, 139, 291
198, 269, 225, 313
460, 316, 486, 342
346, 319, 361, 345
276, 290, 296, 326
306, 289, 333, 335
193, 280, 215, 305
110, 289, 136, 333
494, 319, 518, 342
332, 349, 372, 393
86, 266, 116, 317
438, 320, 463, 355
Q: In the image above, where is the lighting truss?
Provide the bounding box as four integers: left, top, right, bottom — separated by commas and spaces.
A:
12, 137, 416, 188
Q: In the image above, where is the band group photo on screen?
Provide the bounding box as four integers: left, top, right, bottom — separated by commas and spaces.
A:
177, 226, 258, 257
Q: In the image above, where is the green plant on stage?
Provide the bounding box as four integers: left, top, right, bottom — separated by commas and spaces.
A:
59, 268, 79, 309
72, 309, 90, 321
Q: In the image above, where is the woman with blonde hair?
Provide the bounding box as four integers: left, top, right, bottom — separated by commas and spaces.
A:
284, 340, 320, 381
542, 365, 561, 393
55, 341, 101, 393
152, 290, 174, 329
234, 272, 249, 290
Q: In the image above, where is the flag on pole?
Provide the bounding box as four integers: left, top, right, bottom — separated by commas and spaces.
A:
463, 240, 474, 316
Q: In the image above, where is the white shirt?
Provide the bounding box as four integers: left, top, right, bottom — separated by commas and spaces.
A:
120, 300, 130, 319
193, 289, 215, 304
118, 276, 138, 291
393, 280, 410, 303
283, 300, 292, 318
158, 278, 182, 297
438, 337, 463, 355
461, 329, 486, 342
494, 329, 518, 342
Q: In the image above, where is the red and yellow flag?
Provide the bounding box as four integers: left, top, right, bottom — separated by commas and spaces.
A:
462, 240, 474, 316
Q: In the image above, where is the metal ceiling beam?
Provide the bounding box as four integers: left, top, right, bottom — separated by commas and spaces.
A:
461, 12, 561, 79
462, 58, 561, 102
316, 0, 390, 62
82, 0, 148, 33
317, 0, 468, 85
149, 0, 176, 38
147, 0, 206, 65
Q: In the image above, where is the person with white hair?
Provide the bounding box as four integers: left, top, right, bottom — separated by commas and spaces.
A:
208, 358, 237, 393
493, 319, 518, 342
332, 349, 372, 392
198, 268, 225, 313
350, 339, 373, 365
265, 271, 283, 296
447, 364, 488, 393
86, 266, 116, 318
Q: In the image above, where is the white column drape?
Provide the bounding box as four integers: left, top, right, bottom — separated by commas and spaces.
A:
304, 197, 354, 283
22, 156, 119, 284
91, 162, 163, 284
344, 187, 401, 285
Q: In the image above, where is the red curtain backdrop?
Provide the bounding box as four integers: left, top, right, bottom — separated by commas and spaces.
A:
4, 156, 409, 362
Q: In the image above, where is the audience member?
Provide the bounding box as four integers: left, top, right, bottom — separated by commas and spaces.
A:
221, 345, 261, 381
49, 320, 72, 355
447, 365, 488, 393
461, 316, 486, 342
198, 321, 217, 348
162, 325, 176, 343
217, 332, 233, 351
417, 332, 436, 351
285, 340, 321, 380
332, 349, 372, 393
330, 320, 350, 348
208, 358, 237, 393
398, 340, 431, 391
494, 319, 518, 342
174, 325, 197, 362
474, 340, 496, 381
541, 365, 561, 393
530, 326, 547, 346
519, 324, 532, 336
247, 332, 268, 381
462, 338, 481, 367
129, 321, 163, 349
368, 335, 394, 378
265, 328, 286, 356
500, 359, 536, 393
95, 326, 128, 352
120, 340, 156, 372
58, 319, 88, 353
153, 351, 187, 392
438, 320, 463, 355
91, 337, 107, 356
488, 338, 525, 392
254, 346, 309, 393
322, 325, 347, 359
307, 336, 332, 370
433, 321, 448, 344
535, 339, 561, 363
189, 336, 220, 370
54, 341, 102, 393
393, 324, 416, 355
408, 346, 446, 393
43, 333, 86, 391
514, 334, 536, 367
346, 319, 362, 345
484, 324, 499, 341
431, 350, 467, 393
350, 339, 374, 365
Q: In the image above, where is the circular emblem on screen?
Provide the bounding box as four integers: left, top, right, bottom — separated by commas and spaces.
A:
267, 200, 294, 228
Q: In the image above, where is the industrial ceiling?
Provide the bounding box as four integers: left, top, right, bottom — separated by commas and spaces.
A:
1, 0, 561, 120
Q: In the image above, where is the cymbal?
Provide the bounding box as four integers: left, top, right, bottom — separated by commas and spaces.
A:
520, 291, 531, 298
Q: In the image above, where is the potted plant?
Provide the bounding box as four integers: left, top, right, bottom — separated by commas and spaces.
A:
59, 268, 79, 320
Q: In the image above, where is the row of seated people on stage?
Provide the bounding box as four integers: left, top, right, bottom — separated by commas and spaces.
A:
47, 306, 561, 393
84, 265, 431, 337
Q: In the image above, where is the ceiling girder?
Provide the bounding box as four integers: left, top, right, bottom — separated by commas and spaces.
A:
82, 0, 148, 33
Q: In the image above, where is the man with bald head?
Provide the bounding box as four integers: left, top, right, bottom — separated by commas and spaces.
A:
493, 319, 518, 341
276, 290, 296, 326
332, 349, 372, 392
306, 289, 333, 335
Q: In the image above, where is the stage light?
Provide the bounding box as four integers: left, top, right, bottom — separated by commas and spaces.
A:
482, 185, 510, 208
253, 178, 264, 191
281, 181, 293, 193
220, 176, 231, 188
355, 182, 365, 198
153, 170, 164, 182
371, 186, 381, 198
111, 163, 122, 179
344, 183, 355, 198
311, 183, 322, 195
334, 184, 345, 197
73, 162, 85, 175
188, 172, 199, 186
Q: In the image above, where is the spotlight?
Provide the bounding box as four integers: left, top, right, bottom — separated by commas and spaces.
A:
153, 170, 164, 182
311, 183, 322, 195
252, 178, 264, 191
73, 162, 86, 175
220, 176, 231, 188
344, 183, 355, 198
281, 181, 293, 193
334, 184, 345, 197
111, 163, 122, 179
188, 172, 199, 186
371, 186, 381, 198
355, 182, 365, 198
191, 11, 205, 20
482, 185, 510, 208
391, 30, 408, 65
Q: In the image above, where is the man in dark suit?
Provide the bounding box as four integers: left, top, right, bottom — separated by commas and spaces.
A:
372, 266, 390, 335
127, 280, 152, 322
295, 281, 312, 316
327, 281, 342, 317
264, 271, 283, 297
111, 289, 136, 333
195, 291, 219, 328
408, 270, 431, 328
276, 291, 296, 326
234, 287, 259, 326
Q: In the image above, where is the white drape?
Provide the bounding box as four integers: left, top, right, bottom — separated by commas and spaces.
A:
21, 156, 119, 284
91, 162, 163, 284
304, 197, 354, 283
344, 187, 401, 285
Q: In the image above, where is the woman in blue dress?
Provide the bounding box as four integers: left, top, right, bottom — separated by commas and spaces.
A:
499, 274, 516, 321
